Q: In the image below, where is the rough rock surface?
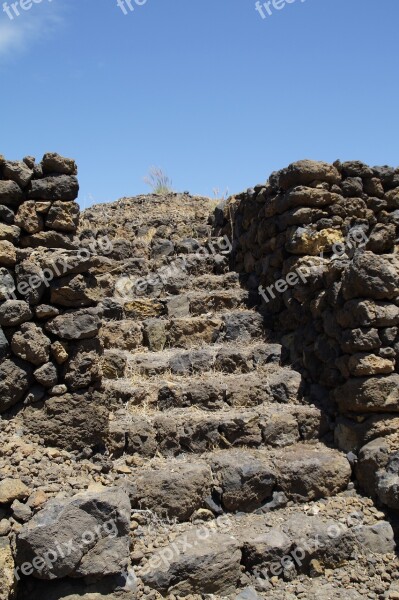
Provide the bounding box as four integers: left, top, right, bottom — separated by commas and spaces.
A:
15, 488, 131, 579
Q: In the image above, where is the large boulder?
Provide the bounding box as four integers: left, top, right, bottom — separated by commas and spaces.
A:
45, 308, 102, 340
334, 374, 399, 412
134, 461, 212, 521
342, 252, 399, 301
140, 529, 241, 596
336, 299, 399, 329
45, 201, 80, 233
63, 339, 102, 391
27, 175, 79, 201
0, 240, 16, 267
50, 274, 97, 308
24, 391, 108, 450
210, 450, 276, 512
15, 260, 46, 305
15, 488, 130, 580
271, 160, 341, 191
20, 231, 78, 250
275, 446, 351, 501
2, 160, 33, 187
0, 224, 20, 245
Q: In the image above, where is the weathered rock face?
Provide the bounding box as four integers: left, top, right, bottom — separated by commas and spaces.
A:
139, 529, 242, 595
219, 159, 399, 511
0, 154, 107, 451
24, 391, 108, 450
15, 488, 131, 580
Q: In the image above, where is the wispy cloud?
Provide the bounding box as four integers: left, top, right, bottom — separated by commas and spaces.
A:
0, 2, 63, 59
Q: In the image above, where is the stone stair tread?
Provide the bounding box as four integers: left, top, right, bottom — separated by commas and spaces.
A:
108, 403, 329, 457
120, 295, 256, 319
101, 308, 268, 355
104, 366, 303, 409
103, 340, 282, 379
188, 271, 243, 291
112, 443, 352, 523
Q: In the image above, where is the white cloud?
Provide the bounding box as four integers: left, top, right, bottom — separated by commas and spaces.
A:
0, 2, 63, 59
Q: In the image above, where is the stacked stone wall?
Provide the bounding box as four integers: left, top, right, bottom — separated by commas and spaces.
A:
220, 159, 399, 512
0, 154, 107, 450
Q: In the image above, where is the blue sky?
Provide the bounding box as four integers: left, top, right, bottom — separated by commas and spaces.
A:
0, 0, 398, 208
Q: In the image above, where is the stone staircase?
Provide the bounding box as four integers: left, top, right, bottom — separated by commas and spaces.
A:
2, 159, 397, 600
75, 195, 397, 598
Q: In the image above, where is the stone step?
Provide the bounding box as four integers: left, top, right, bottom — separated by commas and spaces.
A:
102, 289, 256, 325
105, 367, 304, 410
101, 309, 266, 352
117, 443, 351, 523
102, 341, 282, 379
113, 251, 231, 300
163, 288, 256, 318
100, 272, 254, 321
186, 271, 243, 292
107, 404, 329, 458
130, 495, 394, 597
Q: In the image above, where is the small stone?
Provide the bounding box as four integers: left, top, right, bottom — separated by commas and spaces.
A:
0, 241, 16, 267
131, 549, 144, 563
33, 362, 58, 388
35, 304, 60, 319
26, 490, 48, 510
49, 384, 67, 396
0, 519, 11, 536
0, 479, 29, 505
191, 508, 215, 521
24, 385, 46, 404
11, 500, 32, 522
11, 323, 51, 366
34, 201, 52, 214
116, 465, 131, 474
42, 152, 77, 175
309, 559, 324, 577
0, 300, 32, 327
51, 341, 69, 364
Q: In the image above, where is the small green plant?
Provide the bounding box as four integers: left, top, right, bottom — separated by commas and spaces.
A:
144, 167, 173, 195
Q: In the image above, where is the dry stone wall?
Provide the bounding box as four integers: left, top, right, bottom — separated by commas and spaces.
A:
0, 154, 107, 450
220, 159, 399, 512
